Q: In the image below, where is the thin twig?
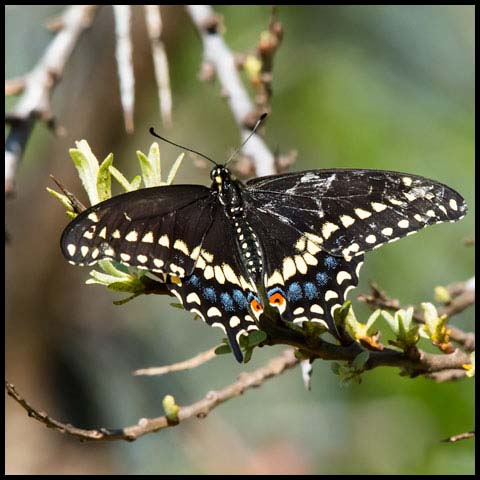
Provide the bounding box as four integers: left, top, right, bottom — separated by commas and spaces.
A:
133, 346, 218, 376
186, 5, 276, 177
5, 5, 98, 197
144, 5, 172, 128
441, 431, 475, 443
6, 349, 299, 442
113, 5, 135, 133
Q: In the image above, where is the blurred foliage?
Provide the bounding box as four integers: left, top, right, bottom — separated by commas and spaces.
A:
5, 5, 474, 475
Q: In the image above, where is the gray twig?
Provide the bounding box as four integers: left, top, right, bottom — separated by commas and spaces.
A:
144, 5, 173, 128
113, 5, 135, 133
186, 5, 276, 177
5, 5, 98, 196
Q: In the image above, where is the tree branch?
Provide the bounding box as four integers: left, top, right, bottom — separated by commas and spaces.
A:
6, 349, 299, 442
132, 346, 218, 376
186, 5, 276, 177
5, 5, 98, 197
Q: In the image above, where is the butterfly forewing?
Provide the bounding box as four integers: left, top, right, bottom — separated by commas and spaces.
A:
61, 184, 213, 276
247, 169, 467, 258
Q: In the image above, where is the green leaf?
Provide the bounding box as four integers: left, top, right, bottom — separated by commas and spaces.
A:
166, 153, 184, 185
130, 175, 142, 190
169, 303, 184, 309
214, 344, 232, 355
243, 348, 253, 363
108, 281, 142, 293
246, 330, 268, 347
46, 187, 74, 212
109, 165, 133, 192
96, 153, 113, 201
352, 351, 370, 369
69, 140, 100, 205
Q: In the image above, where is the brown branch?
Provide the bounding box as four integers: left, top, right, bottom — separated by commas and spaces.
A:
186, 5, 277, 177
5, 5, 98, 197
6, 349, 299, 442
132, 346, 218, 376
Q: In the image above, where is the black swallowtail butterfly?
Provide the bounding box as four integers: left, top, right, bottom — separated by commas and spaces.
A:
60, 151, 467, 362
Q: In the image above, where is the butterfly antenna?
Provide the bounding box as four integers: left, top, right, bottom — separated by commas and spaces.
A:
149, 127, 218, 166
225, 112, 268, 167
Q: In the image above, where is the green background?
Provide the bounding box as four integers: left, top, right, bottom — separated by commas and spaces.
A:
5, 5, 474, 475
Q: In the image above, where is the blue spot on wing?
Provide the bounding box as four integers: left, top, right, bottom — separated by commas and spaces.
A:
203, 287, 217, 302
287, 282, 302, 301
324, 256, 338, 269
304, 282, 318, 299
187, 275, 201, 286
316, 272, 329, 286
232, 289, 248, 309
220, 292, 235, 312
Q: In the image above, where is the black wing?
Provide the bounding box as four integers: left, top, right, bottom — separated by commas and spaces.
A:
167, 204, 259, 362
247, 169, 467, 258
61, 185, 214, 277
245, 203, 363, 337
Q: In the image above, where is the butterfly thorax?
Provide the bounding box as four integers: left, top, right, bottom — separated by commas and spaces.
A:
210, 165, 265, 288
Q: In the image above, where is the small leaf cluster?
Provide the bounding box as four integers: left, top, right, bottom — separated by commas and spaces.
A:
214, 330, 268, 363
48, 139, 184, 302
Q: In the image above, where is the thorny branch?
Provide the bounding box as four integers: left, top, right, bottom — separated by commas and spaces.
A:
5, 5, 98, 197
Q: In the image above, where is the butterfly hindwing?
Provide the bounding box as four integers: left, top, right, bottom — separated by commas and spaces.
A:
246, 204, 364, 335
167, 205, 259, 361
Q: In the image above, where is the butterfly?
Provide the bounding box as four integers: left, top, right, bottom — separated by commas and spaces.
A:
60, 147, 467, 362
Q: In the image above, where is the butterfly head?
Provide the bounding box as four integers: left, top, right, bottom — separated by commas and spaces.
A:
210, 165, 231, 191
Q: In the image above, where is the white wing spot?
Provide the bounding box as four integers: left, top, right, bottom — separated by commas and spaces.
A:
340, 215, 355, 228
388, 197, 405, 206
67, 244, 76, 256
438, 205, 447, 215
355, 208, 371, 219
336, 271, 352, 284
121, 253, 131, 262
282, 257, 297, 281
83, 230, 94, 239
402, 177, 413, 187
426, 210, 436, 218
214, 266, 226, 284
293, 307, 305, 315
159, 234, 170, 247
126, 230, 138, 242
173, 239, 189, 255
294, 255, 308, 274
99, 226, 107, 239
204, 266, 214, 279
137, 254, 148, 263
207, 307, 222, 318
322, 222, 340, 240
186, 292, 201, 305
88, 212, 99, 222
371, 202, 387, 212
112, 229, 121, 238
81, 246, 89, 257
365, 234, 377, 244
229, 316, 241, 328
142, 232, 154, 243
414, 214, 424, 222
310, 304, 324, 315
398, 219, 409, 229
153, 258, 164, 269
325, 290, 339, 301
381, 227, 393, 236
449, 199, 458, 211
91, 248, 99, 259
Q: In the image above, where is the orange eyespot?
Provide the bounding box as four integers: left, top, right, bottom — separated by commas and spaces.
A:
250, 298, 263, 313
269, 292, 285, 306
